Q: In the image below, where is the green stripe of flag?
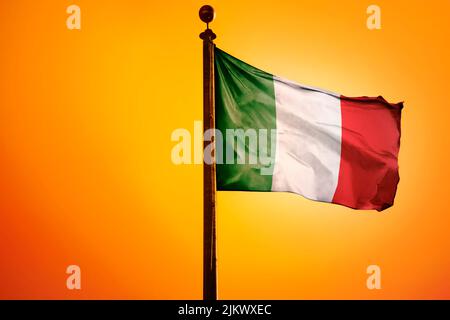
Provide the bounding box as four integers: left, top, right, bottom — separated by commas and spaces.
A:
214, 47, 276, 191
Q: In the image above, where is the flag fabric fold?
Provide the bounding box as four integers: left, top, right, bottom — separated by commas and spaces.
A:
214, 47, 402, 211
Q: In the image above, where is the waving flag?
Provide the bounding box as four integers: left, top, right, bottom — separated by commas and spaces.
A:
215, 47, 402, 211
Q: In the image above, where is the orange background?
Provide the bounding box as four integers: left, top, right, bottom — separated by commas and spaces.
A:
0, 0, 449, 299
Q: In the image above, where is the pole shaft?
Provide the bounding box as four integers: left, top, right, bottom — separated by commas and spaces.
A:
201, 29, 217, 300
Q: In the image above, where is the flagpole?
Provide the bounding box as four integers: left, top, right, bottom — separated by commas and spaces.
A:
199, 5, 217, 301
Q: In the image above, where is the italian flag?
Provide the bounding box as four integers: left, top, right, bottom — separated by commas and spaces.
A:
214, 48, 403, 211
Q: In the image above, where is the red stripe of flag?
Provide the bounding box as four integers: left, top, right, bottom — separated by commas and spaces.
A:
332, 96, 403, 211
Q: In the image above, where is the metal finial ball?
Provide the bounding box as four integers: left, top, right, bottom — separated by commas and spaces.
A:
199, 5, 215, 24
